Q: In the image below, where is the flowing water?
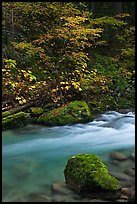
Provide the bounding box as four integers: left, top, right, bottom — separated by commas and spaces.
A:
2, 111, 135, 202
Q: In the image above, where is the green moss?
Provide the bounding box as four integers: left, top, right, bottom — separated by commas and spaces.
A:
116, 97, 134, 109
2, 111, 11, 118
29, 107, 44, 117
64, 154, 119, 193
2, 112, 30, 130
37, 100, 92, 126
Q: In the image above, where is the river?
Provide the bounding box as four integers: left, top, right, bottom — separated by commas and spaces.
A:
2, 111, 135, 202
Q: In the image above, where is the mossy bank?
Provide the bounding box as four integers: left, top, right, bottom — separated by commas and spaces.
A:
37, 100, 92, 126
2, 112, 30, 130
2, 101, 93, 130
2, 99, 134, 130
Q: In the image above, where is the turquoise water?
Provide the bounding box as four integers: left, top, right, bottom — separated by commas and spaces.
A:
2, 111, 135, 202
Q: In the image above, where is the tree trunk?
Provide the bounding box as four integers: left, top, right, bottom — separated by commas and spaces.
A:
91, 2, 103, 18
10, 2, 14, 41
2, 101, 35, 118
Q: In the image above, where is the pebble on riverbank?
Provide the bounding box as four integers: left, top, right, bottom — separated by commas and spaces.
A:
110, 152, 128, 161
124, 168, 135, 177
130, 153, 135, 160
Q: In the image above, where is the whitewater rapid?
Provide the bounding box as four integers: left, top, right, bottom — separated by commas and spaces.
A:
2, 111, 135, 156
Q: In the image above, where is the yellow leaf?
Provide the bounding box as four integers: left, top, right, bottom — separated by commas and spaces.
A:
30, 85, 36, 89
60, 82, 69, 85
60, 82, 65, 85
24, 73, 28, 77
52, 89, 57, 93
65, 86, 71, 90
15, 96, 22, 100
29, 76, 33, 82
19, 99, 26, 105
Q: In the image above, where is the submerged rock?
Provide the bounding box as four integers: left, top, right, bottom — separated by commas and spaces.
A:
130, 153, 135, 160
109, 172, 131, 181
121, 188, 131, 196
37, 100, 92, 126
64, 154, 120, 200
28, 193, 51, 202
125, 177, 135, 202
51, 181, 112, 202
124, 168, 135, 177
51, 182, 75, 196
110, 152, 128, 161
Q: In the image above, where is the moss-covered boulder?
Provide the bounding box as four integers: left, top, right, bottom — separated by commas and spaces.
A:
29, 107, 44, 117
2, 112, 30, 130
37, 101, 92, 126
2, 110, 11, 118
64, 154, 119, 195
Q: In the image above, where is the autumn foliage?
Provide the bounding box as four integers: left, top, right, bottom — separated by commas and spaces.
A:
2, 2, 135, 111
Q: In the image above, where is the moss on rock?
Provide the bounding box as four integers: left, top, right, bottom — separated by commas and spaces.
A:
37, 100, 92, 126
29, 107, 44, 117
2, 112, 30, 130
64, 154, 119, 194
2, 111, 11, 118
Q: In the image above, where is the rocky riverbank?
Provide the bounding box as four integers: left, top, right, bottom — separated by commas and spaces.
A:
2, 100, 93, 130
2, 98, 135, 131
15, 150, 135, 202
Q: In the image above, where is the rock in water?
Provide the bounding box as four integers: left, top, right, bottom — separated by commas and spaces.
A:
110, 152, 128, 161
37, 100, 92, 126
64, 154, 120, 200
